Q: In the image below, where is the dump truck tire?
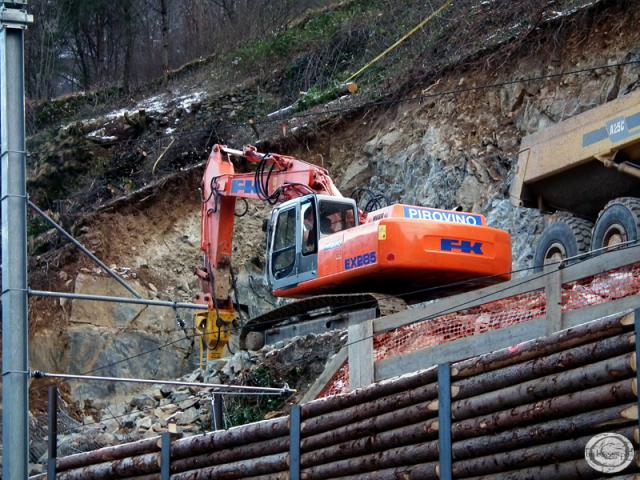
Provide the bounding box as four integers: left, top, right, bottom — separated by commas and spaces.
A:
533, 214, 592, 272
592, 197, 640, 252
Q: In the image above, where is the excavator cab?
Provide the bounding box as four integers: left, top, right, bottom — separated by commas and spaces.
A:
267, 194, 358, 291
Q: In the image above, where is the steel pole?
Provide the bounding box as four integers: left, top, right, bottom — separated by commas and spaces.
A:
47, 385, 58, 479
1, 3, 32, 479
29, 288, 208, 310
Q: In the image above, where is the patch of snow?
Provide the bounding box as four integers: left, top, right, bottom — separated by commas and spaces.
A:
165, 127, 176, 135
176, 91, 207, 112
105, 108, 132, 120
86, 127, 106, 138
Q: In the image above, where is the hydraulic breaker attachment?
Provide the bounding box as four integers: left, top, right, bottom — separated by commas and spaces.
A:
195, 308, 235, 367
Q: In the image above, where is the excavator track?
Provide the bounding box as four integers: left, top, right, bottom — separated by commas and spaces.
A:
238, 293, 407, 349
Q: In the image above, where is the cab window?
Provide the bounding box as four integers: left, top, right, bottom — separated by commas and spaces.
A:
272, 208, 296, 278
319, 201, 356, 236
301, 201, 317, 255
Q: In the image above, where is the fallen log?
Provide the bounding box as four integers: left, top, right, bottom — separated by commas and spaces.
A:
452, 426, 636, 477
57, 453, 162, 480
301, 417, 440, 468
453, 379, 637, 441
170, 435, 289, 474
59, 435, 290, 479
453, 402, 640, 461
593, 476, 640, 480
451, 352, 637, 419
170, 451, 288, 480
300, 381, 437, 436
454, 311, 633, 379
462, 456, 639, 480
301, 399, 438, 452
329, 460, 438, 480
238, 474, 288, 480
455, 331, 635, 399
56, 436, 161, 472
301, 367, 437, 419
303, 401, 640, 471
300, 439, 439, 480
170, 416, 288, 459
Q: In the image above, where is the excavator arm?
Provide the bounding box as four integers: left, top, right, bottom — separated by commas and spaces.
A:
194, 144, 344, 362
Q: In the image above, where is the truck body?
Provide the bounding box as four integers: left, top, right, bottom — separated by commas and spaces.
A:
511, 89, 640, 269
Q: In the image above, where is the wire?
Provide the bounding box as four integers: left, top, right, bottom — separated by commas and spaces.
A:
229, 239, 640, 333
46, 59, 640, 155
341, 241, 640, 350
49, 239, 639, 379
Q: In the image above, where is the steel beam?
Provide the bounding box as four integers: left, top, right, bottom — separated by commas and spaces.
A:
47, 386, 58, 479
289, 404, 301, 480
31, 370, 295, 395
1, 3, 31, 478
211, 393, 224, 430
29, 288, 207, 310
437, 363, 452, 480
160, 432, 171, 480
635, 310, 640, 440
28, 200, 141, 298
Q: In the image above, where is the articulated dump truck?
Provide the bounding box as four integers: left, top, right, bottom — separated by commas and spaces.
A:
511, 89, 640, 269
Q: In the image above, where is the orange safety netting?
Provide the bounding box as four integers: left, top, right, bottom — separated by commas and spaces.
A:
373, 290, 546, 363
318, 362, 350, 398
318, 261, 640, 398
561, 262, 640, 312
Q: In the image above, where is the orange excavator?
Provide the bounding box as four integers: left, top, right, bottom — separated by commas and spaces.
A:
195, 144, 512, 361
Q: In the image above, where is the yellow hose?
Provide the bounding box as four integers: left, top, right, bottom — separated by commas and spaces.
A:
344, 0, 454, 83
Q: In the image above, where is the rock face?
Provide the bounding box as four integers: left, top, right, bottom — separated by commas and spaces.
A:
29, 331, 344, 463
31, 273, 194, 401
329, 58, 640, 270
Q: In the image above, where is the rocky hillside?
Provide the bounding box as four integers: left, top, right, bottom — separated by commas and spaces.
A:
14, 0, 640, 471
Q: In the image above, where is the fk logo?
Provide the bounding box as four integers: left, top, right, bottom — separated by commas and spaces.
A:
231, 179, 257, 194
440, 239, 484, 255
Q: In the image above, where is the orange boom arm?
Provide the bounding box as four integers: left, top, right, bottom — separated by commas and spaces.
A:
196, 144, 344, 310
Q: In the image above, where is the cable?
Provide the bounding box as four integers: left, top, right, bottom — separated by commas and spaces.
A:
229, 239, 640, 333
27, 238, 639, 389
48, 59, 640, 154
341, 242, 640, 351
63, 239, 640, 379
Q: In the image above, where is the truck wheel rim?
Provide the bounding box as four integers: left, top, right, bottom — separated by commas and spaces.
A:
602, 223, 626, 247
544, 242, 566, 265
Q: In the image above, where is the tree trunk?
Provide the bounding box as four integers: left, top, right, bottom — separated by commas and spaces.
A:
171, 452, 288, 480
301, 367, 437, 419
454, 312, 633, 379
301, 418, 440, 468
159, 0, 170, 83
451, 352, 637, 419
301, 381, 437, 437
329, 461, 438, 480
57, 437, 161, 472
453, 402, 639, 461
170, 416, 289, 459
301, 440, 439, 480
301, 399, 438, 452
170, 436, 289, 474
122, 3, 136, 93
455, 331, 635, 399
453, 379, 637, 441
462, 457, 639, 480
452, 426, 636, 477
